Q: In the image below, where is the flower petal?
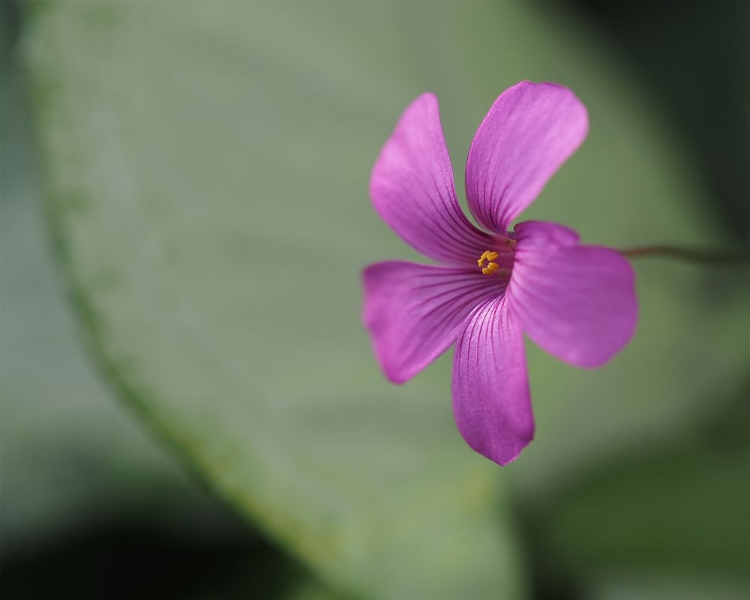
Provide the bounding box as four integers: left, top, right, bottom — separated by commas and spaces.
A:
370, 93, 494, 265
512, 219, 580, 250
362, 261, 502, 384
465, 81, 589, 233
452, 295, 534, 466
509, 221, 637, 368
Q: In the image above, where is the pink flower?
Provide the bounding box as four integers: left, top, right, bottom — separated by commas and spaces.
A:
362, 81, 638, 466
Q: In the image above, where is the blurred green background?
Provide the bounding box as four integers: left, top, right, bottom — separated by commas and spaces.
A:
1, 2, 748, 599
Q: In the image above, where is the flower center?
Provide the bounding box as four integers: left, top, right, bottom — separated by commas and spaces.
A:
477, 250, 501, 275
477, 239, 517, 276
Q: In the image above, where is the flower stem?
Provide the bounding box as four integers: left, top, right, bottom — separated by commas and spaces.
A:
619, 245, 749, 264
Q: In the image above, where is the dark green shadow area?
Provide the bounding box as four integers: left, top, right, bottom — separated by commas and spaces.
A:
570, 1, 750, 245
518, 385, 750, 600
1, 510, 306, 600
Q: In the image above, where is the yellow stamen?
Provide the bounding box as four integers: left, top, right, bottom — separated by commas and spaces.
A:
478, 249, 503, 275
477, 241, 516, 275
477, 250, 502, 275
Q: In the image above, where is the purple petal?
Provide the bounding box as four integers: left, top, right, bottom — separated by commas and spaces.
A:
370, 93, 494, 265
452, 295, 534, 466
362, 261, 502, 384
465, 81, 589, 233
508, 221, 637, 368
512, 220, 580, 250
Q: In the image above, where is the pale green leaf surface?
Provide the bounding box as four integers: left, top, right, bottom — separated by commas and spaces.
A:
24, 1, 749, 597
0, 18, 233, 554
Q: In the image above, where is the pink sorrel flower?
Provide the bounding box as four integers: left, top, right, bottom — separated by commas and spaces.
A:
362, 81, 637, 466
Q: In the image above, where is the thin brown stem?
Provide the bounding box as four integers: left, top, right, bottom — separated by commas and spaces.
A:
619, 245, 749, 264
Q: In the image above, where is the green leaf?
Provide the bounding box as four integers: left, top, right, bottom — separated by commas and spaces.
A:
539, 402, 750, 599
1, 10, 221, 551
23, 1, 748, 597
23, 3, 526, 597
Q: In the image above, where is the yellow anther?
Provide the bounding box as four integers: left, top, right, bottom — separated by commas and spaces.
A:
477, 249, 504, 275
481, 262, 500, 275
477, 243, 514, 276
